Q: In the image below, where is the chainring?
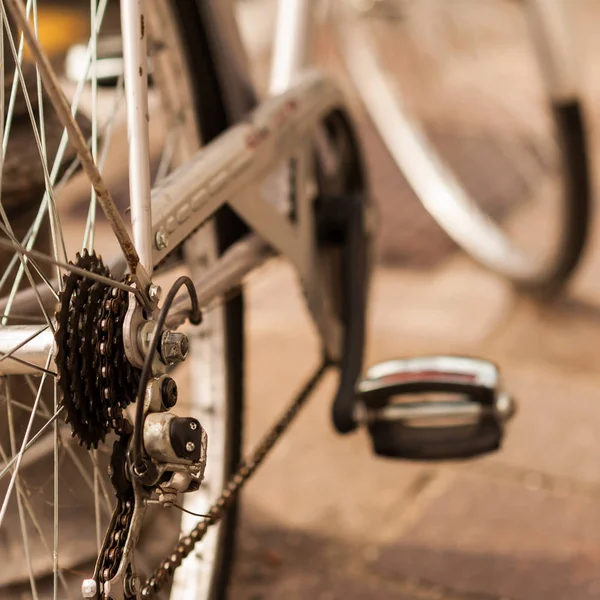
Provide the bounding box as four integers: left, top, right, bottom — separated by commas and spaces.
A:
55, 250, 140, 449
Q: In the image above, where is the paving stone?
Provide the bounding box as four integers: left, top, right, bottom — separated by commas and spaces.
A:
369, 262, 511, 349
484, 295, 600, 378
243, 327, 434, 542
230, 512, 445, 600
230, 567, 415, 600
373, 474, 600, 600
478, 352, 600, 486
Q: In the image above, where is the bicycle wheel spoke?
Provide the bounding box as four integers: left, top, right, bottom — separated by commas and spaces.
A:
0, 324, 50, 366
2, 395, 44, 416
0, 12, 57, 332
2, 0, 34, 150
0, 313, 47, 323
22, 374, 113, 516
0, 99, 123, 307
82, 0, 101, 252
0, 384, 71, 596
4, 377, 40, 600
4, 0, 149, 289
31, 1, 69, 276
0, 5, 68, 265
53, 379, 59, 600
0, 0, 111, 308
0, 349, 52, 527
0, 226, 57, 330
93, 451, 101, 554
0, 399, 60, 484
83, 72, 126, 250
0, 232, 140, 298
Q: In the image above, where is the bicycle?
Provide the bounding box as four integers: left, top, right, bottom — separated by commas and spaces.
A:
0, 1, 514, 599
296, 0, 590, 292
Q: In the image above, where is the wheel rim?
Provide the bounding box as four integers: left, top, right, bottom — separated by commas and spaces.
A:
335, 0, 583, 288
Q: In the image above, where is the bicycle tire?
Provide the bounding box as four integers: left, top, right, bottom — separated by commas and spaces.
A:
335, 0, 590, 297
163, 2, 249, 598
174, 0, 248, 600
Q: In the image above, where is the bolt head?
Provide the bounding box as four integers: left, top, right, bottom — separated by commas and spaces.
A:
160, 331, 190, 365
81, 578, 97, 598
158, 488, 178, 507
185, 441, 196, 453
148, 284, 163, 302
125, 574, 141, 596
155, 230, 169, 250
190, 421, 198, 431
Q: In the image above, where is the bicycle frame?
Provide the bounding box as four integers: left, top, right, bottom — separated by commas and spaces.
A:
0, 69, 353, 374
0, 0, 577, 377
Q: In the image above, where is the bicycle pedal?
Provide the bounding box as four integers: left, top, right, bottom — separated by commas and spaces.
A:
355, 356, 515, 460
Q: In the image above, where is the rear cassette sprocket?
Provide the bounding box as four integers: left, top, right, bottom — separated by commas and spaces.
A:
55, 250, 140, 449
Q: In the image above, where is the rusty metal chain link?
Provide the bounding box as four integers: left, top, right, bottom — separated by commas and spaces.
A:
98, 497, 134, 585
89, 434, 136, 599
140, 359, 332, 597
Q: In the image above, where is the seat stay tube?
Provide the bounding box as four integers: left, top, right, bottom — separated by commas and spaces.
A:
269, 0, 315, 94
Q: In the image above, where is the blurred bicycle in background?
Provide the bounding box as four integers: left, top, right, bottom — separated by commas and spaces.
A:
244, 0, 590, 294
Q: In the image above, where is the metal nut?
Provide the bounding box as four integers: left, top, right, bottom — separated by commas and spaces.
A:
186, 441, 196, 453
155, 230, 169, 250
81, 578, 97, 598
161, 377, 178, 409
190, 422, 197, 431
148, 284, 163, 302
160, 331, 190, 365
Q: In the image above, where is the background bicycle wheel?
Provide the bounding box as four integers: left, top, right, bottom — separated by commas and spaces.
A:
239, 0, 589, 293
337, 0, 590, 294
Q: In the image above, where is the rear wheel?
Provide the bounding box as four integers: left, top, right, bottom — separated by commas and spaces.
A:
336, 0, 590, 295
0, 1, 243, 598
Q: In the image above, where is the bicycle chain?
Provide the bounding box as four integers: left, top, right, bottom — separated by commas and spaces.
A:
98, 498, 134, 583
140, 361, 331, 597
93, 434, 136, 599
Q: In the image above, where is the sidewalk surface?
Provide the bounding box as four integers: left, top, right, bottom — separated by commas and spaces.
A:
229, 1, 600, 598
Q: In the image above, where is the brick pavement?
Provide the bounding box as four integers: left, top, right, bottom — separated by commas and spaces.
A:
229, 2, 600, 597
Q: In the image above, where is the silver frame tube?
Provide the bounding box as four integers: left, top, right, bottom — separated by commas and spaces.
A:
269, 0, 314, 94
121, 0, 154, 273
0, 326, 54, 375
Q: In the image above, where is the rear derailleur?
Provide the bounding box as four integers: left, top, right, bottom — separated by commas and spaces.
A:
81, 373, 207, 600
